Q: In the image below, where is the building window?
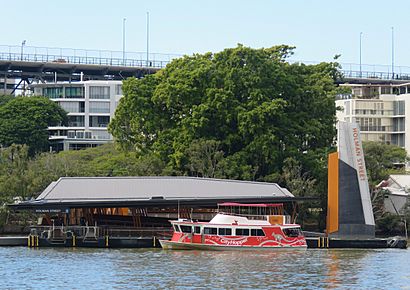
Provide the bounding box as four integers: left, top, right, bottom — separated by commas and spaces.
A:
392, 134, 405, 147
67, 116, 85, 127
90, 86, 110, 99
68, 143, 98, 150
43, 87, 63, 99
381, 87, 391, 94
92, 131, 111, 140
58, 101, 85, 113
65, 87, 84, 98
89, 116, 110, 127
393, 118, 405, 132
76, 131, 84, 139
89, 102, 110, 113
394, 101, 405, 115
115, 84, 123, 95
67, 131, 75, 138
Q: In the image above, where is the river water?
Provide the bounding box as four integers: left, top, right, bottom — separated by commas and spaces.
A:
0, 247, 409, 289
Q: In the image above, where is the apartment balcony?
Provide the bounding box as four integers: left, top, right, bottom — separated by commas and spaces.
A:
354, 109, 394, 116
360, 125, 393, 132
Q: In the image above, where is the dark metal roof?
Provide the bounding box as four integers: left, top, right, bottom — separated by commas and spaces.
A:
9, 177, 314, 210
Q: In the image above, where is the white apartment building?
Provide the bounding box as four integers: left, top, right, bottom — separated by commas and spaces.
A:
336, 81, 410, 153
31, 80, 123, 151
1, 77, 15, 95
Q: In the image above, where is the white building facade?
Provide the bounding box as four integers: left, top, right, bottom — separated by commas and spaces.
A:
336, 81, 410, 153
32, 80, 123, 151
1, 77, 15, 95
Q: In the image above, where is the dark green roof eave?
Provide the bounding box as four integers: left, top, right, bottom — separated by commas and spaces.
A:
8, 196, 318, 211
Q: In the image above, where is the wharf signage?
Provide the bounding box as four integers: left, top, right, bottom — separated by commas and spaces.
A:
352, 127, 367, 181
35, 208, 69, 213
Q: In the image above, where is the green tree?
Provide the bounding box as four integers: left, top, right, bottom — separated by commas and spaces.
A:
0, 144, 31, 201
0, 95, 14, 107
109, 45, 340, 185
185, 139, 224, 178
362, 142, 408, 234
281, 157, 316, 226
0, 97, 67, 155
0, 144, 167, 203
363, 141, 407, 186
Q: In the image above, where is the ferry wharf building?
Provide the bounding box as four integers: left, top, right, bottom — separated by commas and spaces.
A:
9, 177, 311, 248
31, 80, 123, 151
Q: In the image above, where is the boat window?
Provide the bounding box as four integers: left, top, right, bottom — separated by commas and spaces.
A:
235, 228, 250, 236
218, 228, 232, 236
251, 229, 265, 236
283, 228, 302, 237
180, 225, 192, 233
173, 225, 181, 232
194, 226, 201, 234
203, 227, 217, 235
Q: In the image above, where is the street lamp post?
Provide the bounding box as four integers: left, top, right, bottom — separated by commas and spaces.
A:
21, 40, 26, 61
359, 32, 363, 78
391, 27, 394, 79
146, 12, 150, 67
122, 18, 126, 65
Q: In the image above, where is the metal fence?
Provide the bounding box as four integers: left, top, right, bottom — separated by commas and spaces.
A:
3, 44, 410, 80
30, 225, 173, 239
0, 45, 181, 68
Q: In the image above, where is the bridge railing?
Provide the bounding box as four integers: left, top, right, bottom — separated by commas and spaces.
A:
0, 45, 180, 68
289, 60, 410, 81
3, 44, 410, 80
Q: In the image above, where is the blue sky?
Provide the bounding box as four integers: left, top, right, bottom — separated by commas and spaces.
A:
3, 0, 410, 68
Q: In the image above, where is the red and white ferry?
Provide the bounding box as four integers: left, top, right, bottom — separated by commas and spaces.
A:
159, 202, 307, 250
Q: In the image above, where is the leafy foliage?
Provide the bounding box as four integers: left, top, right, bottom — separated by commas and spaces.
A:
0, 144, 166, 204
363, 142, 408, 234
0, 95, 14, 107
0, 144, 31, 201
109, 45, 340, 185
281, 157, 317, 226
363, 141, 408, 186
185, 139, 224, 177
0, 97, 67, 155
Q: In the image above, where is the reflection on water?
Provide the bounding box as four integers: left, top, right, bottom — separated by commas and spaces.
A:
0, 247, 409, 289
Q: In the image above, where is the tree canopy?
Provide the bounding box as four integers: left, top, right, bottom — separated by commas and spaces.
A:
0, 96, 67, 155
109, 45, 340, 183
0, 144, 165, 203
363, 141, 408, 186
0, 95, 14, 107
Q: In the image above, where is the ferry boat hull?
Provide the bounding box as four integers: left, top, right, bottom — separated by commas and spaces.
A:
160, 239, 306, 250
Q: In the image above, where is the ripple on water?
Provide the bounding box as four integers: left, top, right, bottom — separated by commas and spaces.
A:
0, 247, 409, 289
